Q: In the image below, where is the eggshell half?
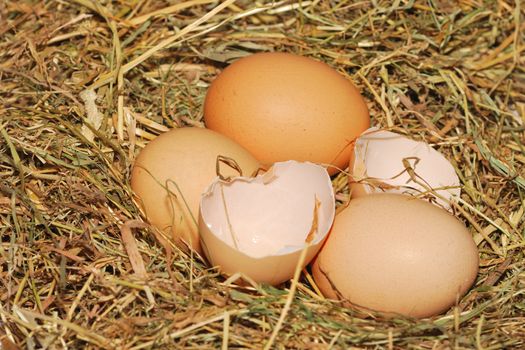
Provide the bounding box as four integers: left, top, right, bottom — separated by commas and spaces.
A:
312, 193, 479, 318
199, 161, 335, 285
130, 127, 260, 254
350, 127, 460, 210
204, 52, 370, 175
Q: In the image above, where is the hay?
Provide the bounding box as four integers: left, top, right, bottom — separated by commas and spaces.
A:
0, 0, 524, 348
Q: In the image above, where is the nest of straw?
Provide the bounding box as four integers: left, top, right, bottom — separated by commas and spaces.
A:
1, 0, 524, 349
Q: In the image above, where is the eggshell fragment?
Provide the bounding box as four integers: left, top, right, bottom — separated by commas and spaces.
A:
199, 161, 335, 285
204, 52, 370, 175
312, 193, 479, 319
350, 127, 460, 210
130, 127, 260, 255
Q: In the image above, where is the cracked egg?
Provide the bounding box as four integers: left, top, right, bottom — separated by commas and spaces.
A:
199, 161, 335, 285
349, 127, 460, 210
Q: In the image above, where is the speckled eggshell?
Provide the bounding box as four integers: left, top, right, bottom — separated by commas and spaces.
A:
312, 193, 479, 318
130, 127, 260, 255
203, 52, 370, 175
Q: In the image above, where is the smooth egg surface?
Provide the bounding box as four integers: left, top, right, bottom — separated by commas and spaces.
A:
312, 193, 479, 318
203, 52, 370, 175
130, 127, 260, 254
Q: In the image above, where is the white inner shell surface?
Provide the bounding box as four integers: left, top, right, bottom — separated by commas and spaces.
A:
352, 128, 461, 209
200, 161, 335, 259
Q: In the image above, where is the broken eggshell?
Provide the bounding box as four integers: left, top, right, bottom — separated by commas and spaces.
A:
349, 127, 460, 210
199, 161, 335, 286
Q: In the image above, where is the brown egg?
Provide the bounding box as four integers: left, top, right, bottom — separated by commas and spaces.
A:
312, 193, 479, 318
203, 52, 370, 175
130, 127, 260, 254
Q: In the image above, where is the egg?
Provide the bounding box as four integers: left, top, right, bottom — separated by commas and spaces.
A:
203, 52, 370, 175
312, 193, 479, 318
350, 127, 460, 210
199, 161, 335, 285
130, 127, 260, 254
